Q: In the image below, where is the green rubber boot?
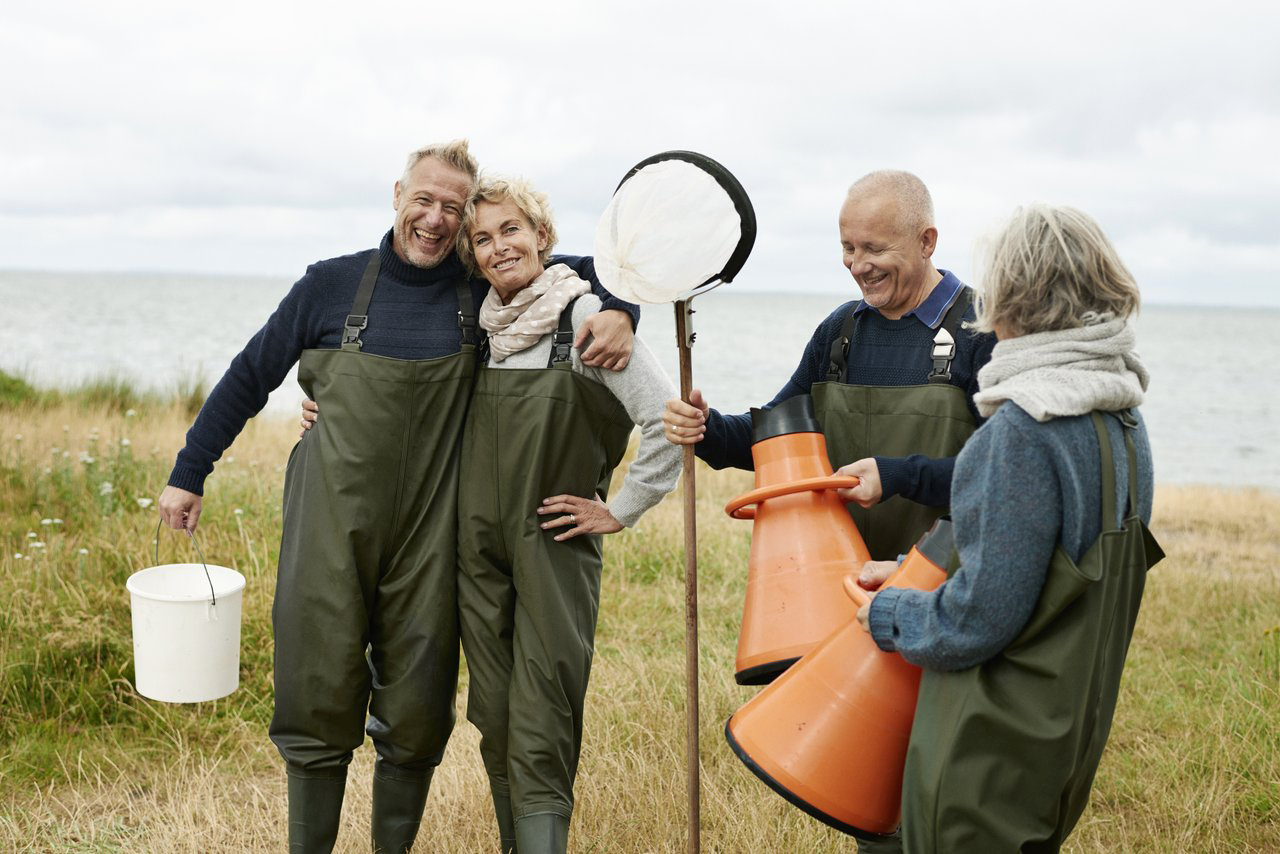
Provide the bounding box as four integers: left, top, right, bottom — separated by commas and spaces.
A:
491, 789, 516, 854
513, 813, 569, 854
287, 772, 346, 854
371, 766, 433, 853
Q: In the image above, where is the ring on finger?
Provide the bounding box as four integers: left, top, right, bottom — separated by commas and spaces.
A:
569, 514, 576, 523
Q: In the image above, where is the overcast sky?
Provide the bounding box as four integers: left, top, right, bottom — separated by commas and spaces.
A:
3, 0, 1277, 306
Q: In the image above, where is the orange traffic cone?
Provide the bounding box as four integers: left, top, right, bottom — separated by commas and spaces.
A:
724, 519, 955, 838
724, 395, 870, 685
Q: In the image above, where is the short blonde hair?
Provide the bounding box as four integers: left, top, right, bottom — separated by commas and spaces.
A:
973, 204, 1140, 337
456, 175, 559, 273
402, 139, 479, 185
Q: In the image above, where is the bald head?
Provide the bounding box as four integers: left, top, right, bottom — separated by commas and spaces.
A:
838, 169, 942, 319
846, 170, 935, 237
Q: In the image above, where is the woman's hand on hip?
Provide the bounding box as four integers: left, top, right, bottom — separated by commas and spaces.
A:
299, 398, 318, 438
538, 494, 623, 541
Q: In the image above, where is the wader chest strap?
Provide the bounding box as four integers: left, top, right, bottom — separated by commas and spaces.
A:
825, 305, 861, 383
457, 280, 478, 347
1090, 410, 1141, 532
927, 287, 973, 384
342, 252, 381, 352
548, 298, 578, 367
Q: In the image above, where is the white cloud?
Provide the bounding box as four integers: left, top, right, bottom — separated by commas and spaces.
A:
1, 0, 1276, 306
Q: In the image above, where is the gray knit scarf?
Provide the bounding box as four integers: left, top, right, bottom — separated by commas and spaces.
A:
973, 316, 1149, 422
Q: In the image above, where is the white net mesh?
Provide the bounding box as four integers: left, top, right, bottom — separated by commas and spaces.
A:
593, 159, 743, 305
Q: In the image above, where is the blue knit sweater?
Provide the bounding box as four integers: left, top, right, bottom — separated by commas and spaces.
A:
167, 231, 636, 495
868, 403, 1155, 671
695, 271, 996, 506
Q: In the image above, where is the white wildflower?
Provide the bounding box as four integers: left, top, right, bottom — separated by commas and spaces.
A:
125, 409, 137, 417
121, 438, 131, 447
99, 482, 113, 496
41, 518, 53, 526
31, 542, 44, 549
14, 434, 22, 442
136, 497, 154, 509
53, 519, 63, 525
79, 452, 96, 464
26, 532, 37, 539
13, 553, 22, 560
78, 548, 89, 555
62, 451, 70, 458
233, 508, 244, 516
225, 456, 235, 463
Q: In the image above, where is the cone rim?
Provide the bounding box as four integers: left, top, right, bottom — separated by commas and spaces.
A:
723, 716, 896, 841
734, 657, 799, 686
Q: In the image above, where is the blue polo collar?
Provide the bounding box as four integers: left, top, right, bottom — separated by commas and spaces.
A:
853, 269, 965, 330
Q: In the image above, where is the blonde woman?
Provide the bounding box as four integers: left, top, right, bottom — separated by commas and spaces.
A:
452, 176, 680, 854
855, 204, 1162, 851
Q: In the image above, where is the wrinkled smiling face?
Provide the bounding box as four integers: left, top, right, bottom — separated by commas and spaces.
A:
838, 192, 934, 319
468, 199, 548, 301
392, 157, 473, 268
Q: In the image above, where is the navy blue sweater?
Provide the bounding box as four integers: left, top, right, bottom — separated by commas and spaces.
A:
696, 271, 996, 506
168, 231, 637, 495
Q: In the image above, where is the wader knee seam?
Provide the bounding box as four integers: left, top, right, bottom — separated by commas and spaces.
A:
373, 763, 435, 784
515, 805, 572, 821
285, 766, 348, 782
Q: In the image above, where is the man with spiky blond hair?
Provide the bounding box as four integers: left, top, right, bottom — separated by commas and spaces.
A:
158, 140, 637, 853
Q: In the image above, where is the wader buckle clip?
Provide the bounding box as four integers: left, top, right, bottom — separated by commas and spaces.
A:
457, 310, 478, 345
551, 330, 574, 364
342, 314, 368, 348
927, 328, 956, 383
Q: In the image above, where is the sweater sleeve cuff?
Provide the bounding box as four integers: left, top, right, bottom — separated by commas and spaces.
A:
608, 495, 645, 529
875, 456, 910, 502
868, 587, 905, 652
167, 464, 208, 497
599, 297, 640, 330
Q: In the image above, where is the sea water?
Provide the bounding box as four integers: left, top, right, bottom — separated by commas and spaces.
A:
2, 270, 1276, 490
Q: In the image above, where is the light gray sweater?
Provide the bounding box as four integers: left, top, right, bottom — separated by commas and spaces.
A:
485, 293, 681, 528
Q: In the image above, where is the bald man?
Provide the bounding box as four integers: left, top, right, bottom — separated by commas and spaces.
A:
666, 169, 995, 564
665, 171, 994, 848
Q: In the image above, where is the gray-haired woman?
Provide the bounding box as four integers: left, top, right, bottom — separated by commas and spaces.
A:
855, 204, 1163, 852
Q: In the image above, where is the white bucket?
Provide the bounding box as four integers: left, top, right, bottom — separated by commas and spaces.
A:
126, 562, 246, 703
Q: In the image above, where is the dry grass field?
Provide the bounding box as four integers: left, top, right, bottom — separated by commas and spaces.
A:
1, 382, 1277, 852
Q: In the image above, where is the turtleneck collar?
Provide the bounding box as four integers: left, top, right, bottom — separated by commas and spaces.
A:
377, 229, 466, 284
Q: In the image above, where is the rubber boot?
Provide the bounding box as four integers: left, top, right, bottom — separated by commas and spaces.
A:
513, 813, 569, 854
287, 772, 346, 854
371, 765, 434, 854
491, 789, 517, 854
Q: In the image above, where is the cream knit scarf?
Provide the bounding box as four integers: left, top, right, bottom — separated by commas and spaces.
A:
973, 315, 1149, 422
478, 263, 591, 362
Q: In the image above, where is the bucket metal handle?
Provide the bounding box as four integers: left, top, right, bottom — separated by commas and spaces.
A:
153, 519, 217, 607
